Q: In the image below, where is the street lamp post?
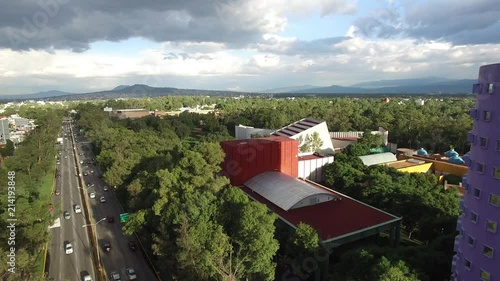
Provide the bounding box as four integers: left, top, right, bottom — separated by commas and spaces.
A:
83, 217, 106, 280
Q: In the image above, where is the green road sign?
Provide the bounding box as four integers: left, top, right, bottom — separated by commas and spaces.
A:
120, 213, 129, 222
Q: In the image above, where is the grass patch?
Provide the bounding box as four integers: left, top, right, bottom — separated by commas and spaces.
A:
40, 171, 55, 199
34, 169, 55, 278
33, 244, 46, 278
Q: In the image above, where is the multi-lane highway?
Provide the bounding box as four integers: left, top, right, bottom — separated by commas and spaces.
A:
48, 118, 159, 281
48, 121, 95, 281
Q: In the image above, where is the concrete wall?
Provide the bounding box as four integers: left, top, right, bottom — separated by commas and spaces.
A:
235, 125, 275, 139
298, 156, 335, 182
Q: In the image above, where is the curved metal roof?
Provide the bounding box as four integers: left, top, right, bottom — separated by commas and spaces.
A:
358, 152, 397, 166
244, 171, 336, 211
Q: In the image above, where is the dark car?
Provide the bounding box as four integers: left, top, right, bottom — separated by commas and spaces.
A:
128, 241, 136, 251
107, 216, 114, 223
102, 241, 111, 252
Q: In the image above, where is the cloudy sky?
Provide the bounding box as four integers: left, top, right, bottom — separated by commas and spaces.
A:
1, 0, 500, 95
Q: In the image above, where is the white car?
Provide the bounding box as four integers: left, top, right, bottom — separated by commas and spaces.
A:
63, 211, 70, 220
74, 205, 82, 213
89, 192, 96, 199
65, 243, 73, 254
103, 186, 109, 191
99, 196, 106, 203
110, 271, 121, 281
126, 268, 137, 280
83, 275, 92, 281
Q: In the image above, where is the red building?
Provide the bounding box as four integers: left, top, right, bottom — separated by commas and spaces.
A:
220, 136, 298, 186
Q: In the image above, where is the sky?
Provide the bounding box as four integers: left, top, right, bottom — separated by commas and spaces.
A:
1, 0, 500, 95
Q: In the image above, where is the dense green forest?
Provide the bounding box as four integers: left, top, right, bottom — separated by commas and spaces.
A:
104, 95, 474, 153
0, 108, 64, 281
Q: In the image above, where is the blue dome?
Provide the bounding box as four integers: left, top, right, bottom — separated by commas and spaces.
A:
417, 148, 428, 156
445, 149, 459, 158
449, 155, 465, 165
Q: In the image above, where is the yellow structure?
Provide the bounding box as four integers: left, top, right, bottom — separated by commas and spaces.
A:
381, 155, 468, 178
383, 159, 434, 173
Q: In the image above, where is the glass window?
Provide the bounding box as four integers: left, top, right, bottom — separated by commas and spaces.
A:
483, 111, 491, 121
488, 83, 494, 94
480, 137, 488, 148
486, 220, 497, 233
474, 188, 481, 198
494, 168, 500, 179
468, 235, 475, 246
471, 212, 478, 223
481, 269, 491, 281
464, 259, 471, 270
477, 163, 485, 174
483, 245, 494, 258
489, 194, 500, 206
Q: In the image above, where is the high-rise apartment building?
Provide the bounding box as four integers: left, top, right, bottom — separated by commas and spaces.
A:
452, 63, 500, 281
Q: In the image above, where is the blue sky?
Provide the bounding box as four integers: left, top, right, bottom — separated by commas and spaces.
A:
0, 0, 499, 95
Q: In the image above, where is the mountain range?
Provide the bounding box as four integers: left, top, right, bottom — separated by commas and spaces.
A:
0, 77, 477, 101
264, 77, 476, 94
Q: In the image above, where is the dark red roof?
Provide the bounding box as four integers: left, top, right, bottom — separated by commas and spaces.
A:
298, 154, 325, 160
221, 136, 293, 147
240, 179, 397, 241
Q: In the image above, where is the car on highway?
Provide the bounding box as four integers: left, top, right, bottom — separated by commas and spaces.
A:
103, 186, 109, 191
74, 205, 82, 213
102, 241, 111, 252
55, 190, 60, 196
89, 192, 96, 198
90, 170, 94, 174
128, 241, 136, 251
99, 196, 106, 203
65, 243, 73, 254
126, 268, 137, 280
110, 271, 121, 281
83, 172, 88, 176
64, 155, 68, 159
63, 211, 70, 220
86, 182, 94, 187
82, 274, 92, 281
80, 160, 84, 164
107, 216, 114, 223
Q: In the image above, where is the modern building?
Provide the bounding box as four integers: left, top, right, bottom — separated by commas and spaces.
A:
220, 137, 401, 281
451, 63, 500, 281
272, 118, 335, 155
0, 118, 10, 144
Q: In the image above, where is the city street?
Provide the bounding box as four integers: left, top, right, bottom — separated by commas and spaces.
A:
48, 124, 95, 281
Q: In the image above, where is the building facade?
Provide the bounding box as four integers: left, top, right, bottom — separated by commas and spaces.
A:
0, 118, 9, 144
452, 63, 500, 281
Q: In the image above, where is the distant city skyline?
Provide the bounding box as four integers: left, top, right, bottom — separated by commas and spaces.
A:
1, 0, 499, 95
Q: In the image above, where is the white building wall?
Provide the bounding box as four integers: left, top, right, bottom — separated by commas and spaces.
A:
298, 156, 335, 182
235, 125, 274, 139
330, 127, 389, 145
292, 122, 335, 155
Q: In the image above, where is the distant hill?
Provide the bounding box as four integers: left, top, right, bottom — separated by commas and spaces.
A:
0, 77, 478, 101
286, 78, 476, 95
112, 85, 130, 91
0, 90, 75, 100
260, 85, 318, 93
350, 77, 457, 89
